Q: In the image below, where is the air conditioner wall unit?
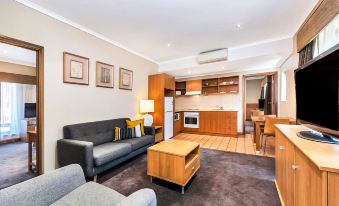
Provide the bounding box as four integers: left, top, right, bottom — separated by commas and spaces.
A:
197, 48, 228, 64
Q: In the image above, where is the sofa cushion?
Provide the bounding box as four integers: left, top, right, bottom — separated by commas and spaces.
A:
119, 135, 154, 151
80, 131, 113, 146
63, 118, 129, 144
51, 182, 125, 206
93, 143, 131, 166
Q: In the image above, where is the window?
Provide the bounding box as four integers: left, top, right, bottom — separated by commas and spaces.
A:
313, 14, 339, 57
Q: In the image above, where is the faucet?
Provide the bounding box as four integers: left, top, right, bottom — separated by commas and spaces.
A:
216, 105, 223, 110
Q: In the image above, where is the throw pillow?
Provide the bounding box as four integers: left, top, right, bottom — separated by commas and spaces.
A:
126, 119, 145, 138
113, 127, 127, 141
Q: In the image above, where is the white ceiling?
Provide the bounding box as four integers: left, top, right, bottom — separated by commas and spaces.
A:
0, 42, 36, 67
19, 0, 318, 63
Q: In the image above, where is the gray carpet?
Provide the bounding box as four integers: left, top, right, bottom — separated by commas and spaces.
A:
0, 142, 36, 189
99, 148, 281, 206
245, 120, 254, 134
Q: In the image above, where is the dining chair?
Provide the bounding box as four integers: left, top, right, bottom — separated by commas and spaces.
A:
251, 110, 264, 117
260, 117, 290, 154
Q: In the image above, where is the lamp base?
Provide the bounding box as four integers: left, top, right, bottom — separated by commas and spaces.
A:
143, 114, 153, 126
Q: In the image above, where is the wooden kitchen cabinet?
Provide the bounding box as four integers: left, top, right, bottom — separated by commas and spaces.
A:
174, 120, 182, 136
148, 73, 175, 131
164, 74, 175, 90
186, 80, 202, 92
275, 125, 339, 206
184, 111, 237, 137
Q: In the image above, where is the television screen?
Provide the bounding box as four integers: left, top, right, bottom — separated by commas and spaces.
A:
295, 45, 339, 133
24, 103, 36, 118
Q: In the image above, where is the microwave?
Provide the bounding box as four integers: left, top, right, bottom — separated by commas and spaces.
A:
174, 112, 180, 121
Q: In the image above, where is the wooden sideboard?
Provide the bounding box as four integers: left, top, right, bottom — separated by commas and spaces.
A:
275, 125, 339, 206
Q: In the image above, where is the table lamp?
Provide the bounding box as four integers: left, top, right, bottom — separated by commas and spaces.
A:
140, 100, 154, 126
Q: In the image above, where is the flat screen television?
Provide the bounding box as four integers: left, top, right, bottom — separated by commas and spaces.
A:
24, 103, 36, 118
295, 44, 339, 143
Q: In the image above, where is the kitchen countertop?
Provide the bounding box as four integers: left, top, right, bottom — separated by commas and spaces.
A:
175, 109, 238, 112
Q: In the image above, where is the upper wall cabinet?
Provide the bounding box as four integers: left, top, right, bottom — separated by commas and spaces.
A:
164, 74, 175, 90
186, 80, 202, 92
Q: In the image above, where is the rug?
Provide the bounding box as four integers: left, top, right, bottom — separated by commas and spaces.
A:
0, 142, 36, 189
99, 148, 281, 206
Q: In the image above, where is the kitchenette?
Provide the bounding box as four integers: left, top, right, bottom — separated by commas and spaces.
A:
148, 73, 240, 141
174, 76, 240, 137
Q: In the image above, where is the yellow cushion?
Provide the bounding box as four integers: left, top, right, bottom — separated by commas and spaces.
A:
126, 119, 145, 136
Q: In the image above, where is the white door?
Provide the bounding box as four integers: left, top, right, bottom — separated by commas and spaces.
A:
164, 111, 173, 140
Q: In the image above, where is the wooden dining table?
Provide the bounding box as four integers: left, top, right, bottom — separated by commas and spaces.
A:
251, 115, 296, 152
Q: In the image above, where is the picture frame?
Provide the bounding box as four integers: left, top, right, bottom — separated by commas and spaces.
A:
119, 68, 133, 90
63, 52, 89, 85
96, 61, 114, 88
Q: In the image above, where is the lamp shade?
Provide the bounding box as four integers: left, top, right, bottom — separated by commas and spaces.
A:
140, 100, 154, 113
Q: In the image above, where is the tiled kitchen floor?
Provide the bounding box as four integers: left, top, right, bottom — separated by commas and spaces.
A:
173, 133, 275, 158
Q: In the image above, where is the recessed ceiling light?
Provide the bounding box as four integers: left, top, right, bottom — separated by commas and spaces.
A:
188, 70, 192, 74
222, 66, 225, 69
3, 50, 8, 54
167, 43, 171, 47
236, 24, 241, 29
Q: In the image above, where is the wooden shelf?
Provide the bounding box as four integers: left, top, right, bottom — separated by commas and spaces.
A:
176, 75, 239, 96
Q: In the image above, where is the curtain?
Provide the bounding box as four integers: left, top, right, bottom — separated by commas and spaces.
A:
299, 40, 315, 67
0, 83, 28, 140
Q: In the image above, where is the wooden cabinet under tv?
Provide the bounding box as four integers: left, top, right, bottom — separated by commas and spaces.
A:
275, 125, 339, 206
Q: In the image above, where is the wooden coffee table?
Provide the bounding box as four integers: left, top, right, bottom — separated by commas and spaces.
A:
147, 139, 200, 194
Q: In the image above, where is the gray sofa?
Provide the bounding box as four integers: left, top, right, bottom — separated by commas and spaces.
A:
57, 118, 155, 178
0, 164, 156, 206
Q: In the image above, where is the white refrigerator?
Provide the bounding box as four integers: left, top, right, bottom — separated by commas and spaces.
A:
164, 97, 174, 140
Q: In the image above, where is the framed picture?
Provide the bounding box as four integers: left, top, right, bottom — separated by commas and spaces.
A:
96, 61, 114, 88
119, 68, 133, 90
63, 52, 89, 85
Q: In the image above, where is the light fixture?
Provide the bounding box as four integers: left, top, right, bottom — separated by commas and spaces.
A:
188, 70, 192, 74
236, 23, 241, 29
221, 66, 225, 69
167, 43, 171, 47
140, 100, 154, 126
3, 50, 8, 54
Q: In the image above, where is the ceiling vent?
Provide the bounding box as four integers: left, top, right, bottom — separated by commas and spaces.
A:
197, 48, 228, 64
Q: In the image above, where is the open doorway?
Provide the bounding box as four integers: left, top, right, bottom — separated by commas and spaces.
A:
0, 36, 43, 189
242, 72, 278, 134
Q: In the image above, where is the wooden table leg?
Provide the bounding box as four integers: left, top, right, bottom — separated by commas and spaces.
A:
255, 122, 261, 152
28, 137, 32, 171
252, 121, 256, 143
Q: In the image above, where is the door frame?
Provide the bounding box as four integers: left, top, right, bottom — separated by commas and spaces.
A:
0, 35, 44, 175
242, 71, 278, 134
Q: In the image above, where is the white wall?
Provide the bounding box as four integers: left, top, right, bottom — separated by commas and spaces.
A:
278, 53, 299, 118
175, 69, 278, 132
246, 79, 262, 103
0, 0, 158, 171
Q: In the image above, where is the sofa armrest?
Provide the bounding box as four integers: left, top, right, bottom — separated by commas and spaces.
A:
57, 139, 94, 177
144, 126, 155, 137
0, 164, 85, 206
117, 189, 156, 206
